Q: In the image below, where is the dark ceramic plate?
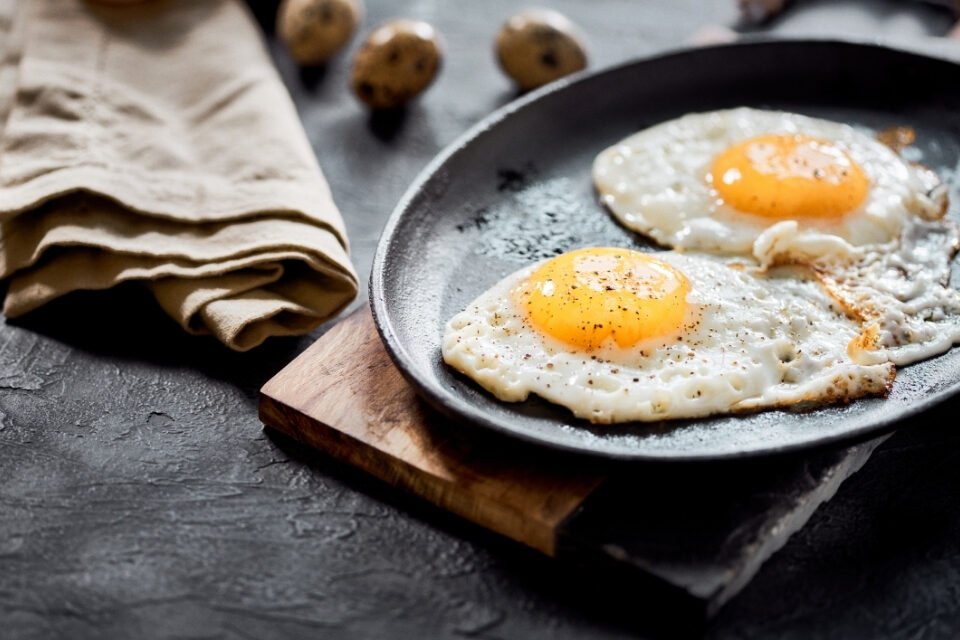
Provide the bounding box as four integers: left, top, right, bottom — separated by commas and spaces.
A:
370, 39, 960, 461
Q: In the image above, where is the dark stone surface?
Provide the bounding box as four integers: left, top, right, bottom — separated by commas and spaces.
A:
561, 437, 886, 621
2, 1, 959, 639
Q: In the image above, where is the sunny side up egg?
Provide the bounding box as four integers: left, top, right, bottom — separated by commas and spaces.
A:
442, 247, 894, 424
592, 108, 947, 256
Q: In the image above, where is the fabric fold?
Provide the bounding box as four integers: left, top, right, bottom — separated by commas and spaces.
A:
0, 0, 358, 350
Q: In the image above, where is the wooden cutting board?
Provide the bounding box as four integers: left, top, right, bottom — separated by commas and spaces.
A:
259, 306, 886, 619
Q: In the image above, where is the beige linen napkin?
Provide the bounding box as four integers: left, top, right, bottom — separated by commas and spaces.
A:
0, 0, 358, 350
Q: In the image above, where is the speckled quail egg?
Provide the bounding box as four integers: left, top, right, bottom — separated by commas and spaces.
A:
350, 19, 442, 109
278, 0, 362, 65
495, 8, 587, 91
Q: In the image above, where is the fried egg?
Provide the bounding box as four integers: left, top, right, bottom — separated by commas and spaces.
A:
593, 108, 947, 256
442, 247, 894, 423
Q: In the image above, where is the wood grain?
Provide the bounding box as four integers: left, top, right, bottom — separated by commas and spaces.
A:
259, 306, 605, 556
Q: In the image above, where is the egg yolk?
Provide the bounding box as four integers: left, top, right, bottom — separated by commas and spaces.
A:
517, 247, 690, 351
710, 134, 869, 219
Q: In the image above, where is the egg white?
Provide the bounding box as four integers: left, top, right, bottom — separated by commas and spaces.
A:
442, 252, 894, 424
758, 218, 960, 366
592, 108, 946, 256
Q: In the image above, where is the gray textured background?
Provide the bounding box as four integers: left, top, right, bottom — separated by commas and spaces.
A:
2, 1, 959, 638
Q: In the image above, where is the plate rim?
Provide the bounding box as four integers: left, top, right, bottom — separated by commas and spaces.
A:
369, 37, 960, 462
